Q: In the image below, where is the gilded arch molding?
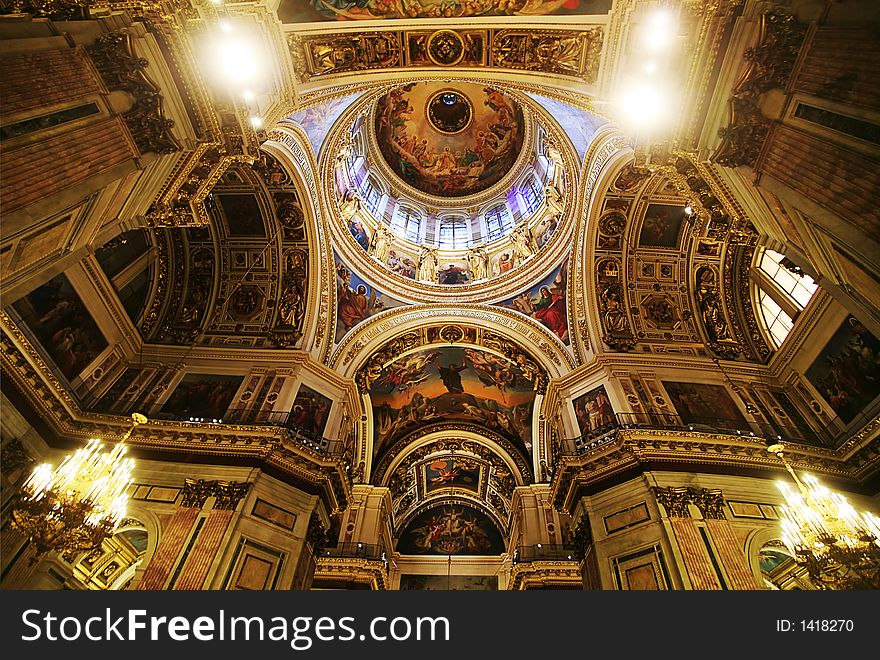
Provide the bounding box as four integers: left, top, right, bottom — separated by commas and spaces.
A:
570, 130, 634, 362
261, 126, 335, 361
378, 427, 527, 531
329, 304, 575, 378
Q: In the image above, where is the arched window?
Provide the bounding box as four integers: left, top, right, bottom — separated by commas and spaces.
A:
755, 249, 819, 348
521, 176, 544, 214
361, 177, 382, 215
438, 216, 469, 249
392, 205, 421, 243
485, 204, 512, 241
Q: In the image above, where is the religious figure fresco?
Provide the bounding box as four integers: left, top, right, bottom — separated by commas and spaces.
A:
370, 346, 536, 459
497, 261, 569, 344
374, 83, 524, 197
805, 315, 880, 424
397, 504, 505, 556
661, 381, 747, 425
385, 249, 418, 279
335, 256, 408, 343
438, 262, 470, 284
278, 0, 612, 22
11, 274, 109, 382
573, 385, 615, 435
638, 204, 689, 248
218, 194, 265, 236
160, 374, 244, 420
288, 384, 333, 438
285, 93, 360, 156
423, 458, 481, 494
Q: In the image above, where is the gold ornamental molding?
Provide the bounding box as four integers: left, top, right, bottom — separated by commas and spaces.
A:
508, 561, 582, 590
286, 25, 605, 86
550, 426, 880, 516
314, 557, 388, 590
0, 311, 351, 514
330, 305, 574, 375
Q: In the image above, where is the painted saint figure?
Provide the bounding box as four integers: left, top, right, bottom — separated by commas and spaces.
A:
436, 359, 467, 394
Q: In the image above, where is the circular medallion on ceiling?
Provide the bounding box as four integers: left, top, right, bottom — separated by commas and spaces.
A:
426, 30, 465, 66
374, 82, 525, 198
427, 90, 472, 134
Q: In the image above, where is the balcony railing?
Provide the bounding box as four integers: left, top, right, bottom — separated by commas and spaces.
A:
513, 544, 579, 563
320, 543, 386, 562
139, 407, 346, 457
561, 411, 832, 457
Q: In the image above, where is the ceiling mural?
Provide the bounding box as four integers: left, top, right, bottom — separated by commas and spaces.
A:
805, 315, 880, 424
278, 0, 611, 23
10, 274, 108, 383
396, 503, 505, 556
374, 82, 525, 197
423, 457, 481, 495
334, 253, 410, 344
370, 345, 537, 461
286, 93, 361, 157
638, 203, 690, 248
526, 93, 607, 162
495, 260, 569, 345
158, 374, 244, 421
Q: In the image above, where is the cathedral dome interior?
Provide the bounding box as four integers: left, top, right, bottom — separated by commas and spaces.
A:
1, 0, 878, 593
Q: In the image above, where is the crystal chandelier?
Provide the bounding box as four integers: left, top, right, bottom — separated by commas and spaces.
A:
11, 413, 144, 563
768, 442, 880, 589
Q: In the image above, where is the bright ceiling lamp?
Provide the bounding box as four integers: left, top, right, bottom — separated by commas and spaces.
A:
641, 7, 677, 51
620, 83, 668, 128
11, 413, 145, 563
216, 38, 259, 83
768, 442, 880, 589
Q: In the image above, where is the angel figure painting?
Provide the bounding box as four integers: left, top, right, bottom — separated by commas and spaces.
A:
370, 346, 537, 460
498, 261, 569, 344
423, 458, 481, 495
397, 504, 505, 556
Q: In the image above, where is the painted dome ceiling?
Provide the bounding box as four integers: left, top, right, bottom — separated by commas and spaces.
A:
374, 82, 525, 197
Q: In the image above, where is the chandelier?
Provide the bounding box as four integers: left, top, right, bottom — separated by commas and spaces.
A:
768, 442, 880, 589
11, 413, 144, 563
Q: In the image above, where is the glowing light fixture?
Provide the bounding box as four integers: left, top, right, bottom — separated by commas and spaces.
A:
621, 84, 667, 127
11, 413, 145, 562
768, 442, 880, 589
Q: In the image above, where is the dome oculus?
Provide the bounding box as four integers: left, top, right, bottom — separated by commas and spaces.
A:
427, 90, 473, 134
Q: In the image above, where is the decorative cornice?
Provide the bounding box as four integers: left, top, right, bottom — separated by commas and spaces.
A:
508, 561, 582, 590
314, 557, 388, 591
551, 427, 880, 515
0, 314, 351, 514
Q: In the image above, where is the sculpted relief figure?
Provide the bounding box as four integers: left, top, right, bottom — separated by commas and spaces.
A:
369, 224, 394, 263
336, 132, 354, 163
466, 247, 488, 281
417, 246, 439, 282
510, 222, 537, 260
544, 183, 564, 219
339, 186, 363, 220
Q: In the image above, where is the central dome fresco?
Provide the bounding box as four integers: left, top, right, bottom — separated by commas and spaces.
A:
374, 82, 525, 197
